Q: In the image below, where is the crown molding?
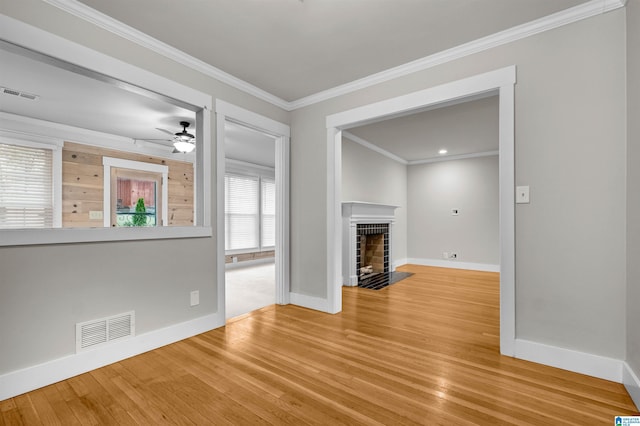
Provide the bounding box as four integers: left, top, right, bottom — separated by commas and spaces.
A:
41, 0, 290, 111
42, 0, 625, 112
342, 131, 408, 165
343, 131, 498, 166
289, 0, 627, 109
408, 150, 499, 165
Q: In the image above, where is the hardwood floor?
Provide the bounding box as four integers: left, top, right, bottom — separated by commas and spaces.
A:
1, 265, 637, 425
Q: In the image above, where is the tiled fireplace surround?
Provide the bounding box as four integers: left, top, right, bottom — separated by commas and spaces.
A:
342, 202, 398, 286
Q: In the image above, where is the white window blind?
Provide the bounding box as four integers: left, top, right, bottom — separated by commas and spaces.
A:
0, 143, 54, 228
261, 179, 275, 248
225, 174, 259, 251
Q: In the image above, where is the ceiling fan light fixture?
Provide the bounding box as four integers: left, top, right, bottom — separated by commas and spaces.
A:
173, 139, 196, 153
173, 121, 196, 153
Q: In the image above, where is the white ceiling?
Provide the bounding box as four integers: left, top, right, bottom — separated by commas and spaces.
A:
0, 43, 196, 147
225, 122, 276, 168
1, 1, 599, 163
347, 95, 499, 162
76, 0, 590, 101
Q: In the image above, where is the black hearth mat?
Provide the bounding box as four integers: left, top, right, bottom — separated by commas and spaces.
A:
357, 271, 414, 290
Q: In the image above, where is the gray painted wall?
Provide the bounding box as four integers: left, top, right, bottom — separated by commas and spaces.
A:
627, 0, 640, 375
407, 157, 499, 265
0, 0, 633, 379
341, 138, 407, 263
291, 10, 627, 358
0, 0, 288, 375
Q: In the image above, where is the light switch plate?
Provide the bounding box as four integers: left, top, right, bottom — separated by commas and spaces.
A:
190, 290, 199, 307
516, 186, 530, 204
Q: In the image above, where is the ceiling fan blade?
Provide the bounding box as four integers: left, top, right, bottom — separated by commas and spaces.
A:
156, 127, 175, 136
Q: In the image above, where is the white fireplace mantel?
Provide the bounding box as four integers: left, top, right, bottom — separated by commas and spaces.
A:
342, 201, 398, 286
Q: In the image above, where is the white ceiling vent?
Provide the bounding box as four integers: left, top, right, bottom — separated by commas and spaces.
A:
1, 87, 40, 101
76, 311, 135, 353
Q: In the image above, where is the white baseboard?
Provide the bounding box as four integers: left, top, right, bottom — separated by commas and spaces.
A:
407, 257, 500, 273
623, 362, 640, 409
392, 258, 408, 269
0, 313, 224, 401
289, 292, 329, 313
225, 257, 275, 270
514, 339, 623, 383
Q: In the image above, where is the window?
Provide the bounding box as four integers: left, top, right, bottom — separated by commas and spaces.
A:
103, 157, 168, 228
0, 141, 60, 229
225, 174, 259, 251
261, 178, 275, 248
225, 173, 274, 252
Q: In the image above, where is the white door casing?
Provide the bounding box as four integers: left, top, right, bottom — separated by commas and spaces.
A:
326, 66, 516, 356
215, 100, 291, 320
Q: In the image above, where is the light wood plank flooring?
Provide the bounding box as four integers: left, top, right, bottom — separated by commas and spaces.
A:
1, 265, 637, 425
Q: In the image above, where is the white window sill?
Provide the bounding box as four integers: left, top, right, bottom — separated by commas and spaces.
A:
0, 226, 212, 247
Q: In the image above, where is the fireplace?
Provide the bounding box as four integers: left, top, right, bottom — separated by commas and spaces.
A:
357, 224, 389, 278
342, 202, 398, 286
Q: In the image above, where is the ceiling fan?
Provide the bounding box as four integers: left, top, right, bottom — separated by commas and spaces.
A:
136, 121, 196, 153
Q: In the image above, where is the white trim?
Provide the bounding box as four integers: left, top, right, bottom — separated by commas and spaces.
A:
327, 66, 516, 354
514, 339, 623, 383
327, 128, 343, 314
623, 362, 640, 408
103, 156, 169, 174
0, 112, 194, 163
407, 258, 500, 273
0, 226, 212, 246
392, 258, 409, 269
409, 150, 499, 165
290, 0, 625, 109
342, 130, 499, 166
215, 100, 291, 315
0, 312, 223, 401
342, 202, 399, 286
225, 158, 275, 178
38, 1, 624, 111
0, 127, 64, 148
0, 15, 211, 111
0, 132, 63, 229
216, 100, 290, 137
225, 257, 275, 270
102, 157, 169, 227
342, 131, 408, 165
34, 1, 287, 109
289, 292, 329, 313
0, 16, 212, 245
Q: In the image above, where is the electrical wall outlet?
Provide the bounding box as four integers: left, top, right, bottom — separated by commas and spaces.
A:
443, 252, 449, 259
190, 290, 199, 307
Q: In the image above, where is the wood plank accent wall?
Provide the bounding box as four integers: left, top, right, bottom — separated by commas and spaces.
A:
62, 142, 194, 227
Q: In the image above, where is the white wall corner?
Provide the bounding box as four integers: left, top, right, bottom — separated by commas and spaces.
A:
289, 292, 330, 313
514, 339, 624, 383
623, 362, 640, 408
0, 313, 223, 401
407, 258, 500, 273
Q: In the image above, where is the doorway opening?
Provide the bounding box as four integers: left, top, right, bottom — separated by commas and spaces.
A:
223, 122, 277, 319
326, 66, 516, 355
215, 100, 291, 323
